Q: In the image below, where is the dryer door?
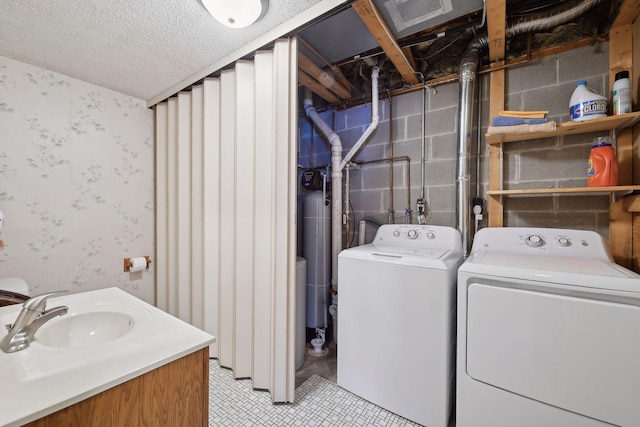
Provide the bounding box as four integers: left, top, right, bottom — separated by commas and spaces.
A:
466, 283, 640, 426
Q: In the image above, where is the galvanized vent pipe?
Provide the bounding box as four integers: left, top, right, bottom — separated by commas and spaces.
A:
456, 0, 603, 256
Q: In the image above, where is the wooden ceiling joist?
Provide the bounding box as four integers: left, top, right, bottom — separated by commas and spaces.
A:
613, 0, 640, 27
298, 52, 352, 99
298, 69, 339, 103
352, 0, 419, 85
297, 35, 360, 97
486, 0, 507, 62
402, 46, 417, 70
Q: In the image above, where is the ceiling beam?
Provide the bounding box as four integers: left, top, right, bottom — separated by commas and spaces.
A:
486, 0, 506, 62
352, 0, 419, 85
613, 0, 640, 27
486, 0, 506, 227
298, 52, 352, 99
402, 46, 417, 71
297, 35, 360, 97
298, 69, 340, 103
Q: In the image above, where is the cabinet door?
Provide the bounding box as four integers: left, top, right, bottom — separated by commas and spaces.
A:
25, 348, 209, 427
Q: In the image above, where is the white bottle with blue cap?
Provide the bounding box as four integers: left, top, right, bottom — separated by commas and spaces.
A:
569, 80, 608, 121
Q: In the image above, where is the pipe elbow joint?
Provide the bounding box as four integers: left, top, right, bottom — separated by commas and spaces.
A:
329, 135, 343, 151
303, 99, 314, 116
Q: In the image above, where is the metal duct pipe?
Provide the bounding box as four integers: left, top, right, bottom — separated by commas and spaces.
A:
456, 57, 479, 258
468, 0, 604, 51
358, 220, 367, 246
456, 0, 603, 256
457, 32, 486, 256
506, 0, 604, 38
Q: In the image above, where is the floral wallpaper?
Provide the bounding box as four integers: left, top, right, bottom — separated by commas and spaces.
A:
0, 55, 155, 304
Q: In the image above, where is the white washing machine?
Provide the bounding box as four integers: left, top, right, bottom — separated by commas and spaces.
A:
457, 227, 640, 427
338, 224, 463, 427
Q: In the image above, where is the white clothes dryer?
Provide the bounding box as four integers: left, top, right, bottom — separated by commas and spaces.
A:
457, 227, 640, 427
338, 224, 463, 427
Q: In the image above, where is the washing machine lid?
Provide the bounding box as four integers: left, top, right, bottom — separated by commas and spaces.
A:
340, 224, 463, 268
339, 244, 457, 269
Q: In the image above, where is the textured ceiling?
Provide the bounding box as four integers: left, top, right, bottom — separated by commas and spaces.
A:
0, 0, 345, 103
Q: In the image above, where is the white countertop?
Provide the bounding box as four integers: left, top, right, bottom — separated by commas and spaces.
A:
0, 287, 215, 427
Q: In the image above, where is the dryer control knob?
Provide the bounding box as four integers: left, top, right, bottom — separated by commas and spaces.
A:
393, 230, 400, 237
407, 230, 418, 239
558, 237, 571, 247
426, 232, 435, 239
525, 235, 544, 247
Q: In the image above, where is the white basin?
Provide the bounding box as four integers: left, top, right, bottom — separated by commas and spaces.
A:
0, 287, 215, 427
36, 311, 135, 348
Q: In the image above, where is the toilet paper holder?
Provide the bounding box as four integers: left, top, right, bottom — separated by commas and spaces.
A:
123, 256, 152, 272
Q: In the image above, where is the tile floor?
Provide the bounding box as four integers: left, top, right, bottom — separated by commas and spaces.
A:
295, 341, 338, 388
209, 343, 455, 426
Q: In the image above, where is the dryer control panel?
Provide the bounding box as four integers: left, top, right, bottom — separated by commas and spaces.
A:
470, 227, 611, 260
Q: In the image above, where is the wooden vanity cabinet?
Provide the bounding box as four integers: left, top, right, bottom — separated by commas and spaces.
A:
25, 347, 210, 427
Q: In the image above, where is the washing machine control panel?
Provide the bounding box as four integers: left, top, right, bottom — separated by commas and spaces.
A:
470, 227, 610, 260
525, 234, 544, 247
373, 224, 461, 250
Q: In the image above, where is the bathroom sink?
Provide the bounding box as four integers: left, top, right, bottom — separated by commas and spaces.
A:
36, 311, 135, 348
0, 287, 215, 427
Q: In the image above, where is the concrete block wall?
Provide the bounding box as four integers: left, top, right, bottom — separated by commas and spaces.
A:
496, 42, 611, 237
298, 41, 612, 245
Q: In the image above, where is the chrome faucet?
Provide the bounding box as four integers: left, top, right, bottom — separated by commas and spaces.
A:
0, 291, 69, 353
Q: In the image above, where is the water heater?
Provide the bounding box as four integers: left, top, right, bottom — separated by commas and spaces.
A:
303, 191, 331, 328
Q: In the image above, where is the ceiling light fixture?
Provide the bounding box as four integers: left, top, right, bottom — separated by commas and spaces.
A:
202, 0, 269, 29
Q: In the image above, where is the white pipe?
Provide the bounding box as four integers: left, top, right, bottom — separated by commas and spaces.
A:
303, 90, 343, 342
303, 67, 380, 343
340, 67, 380, 170
345, 163, 351, 248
